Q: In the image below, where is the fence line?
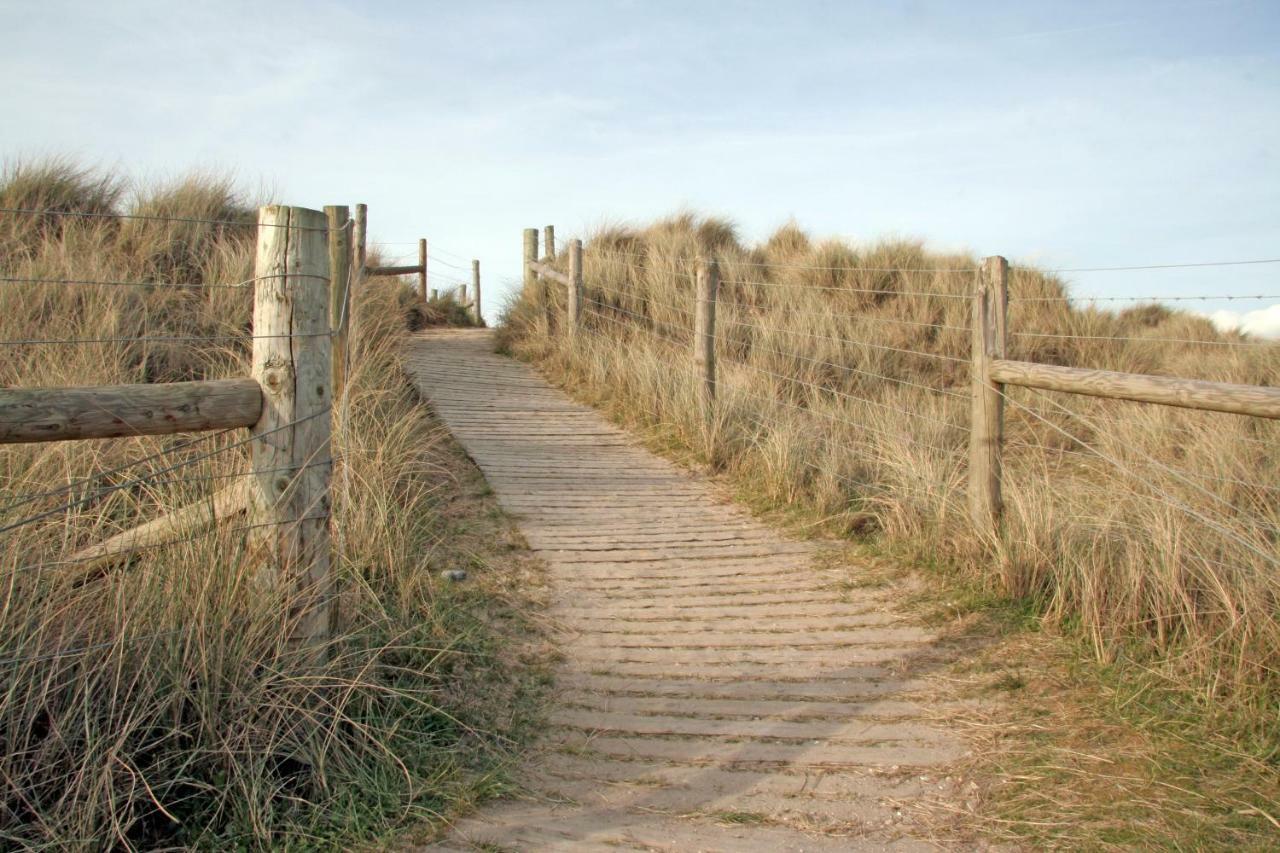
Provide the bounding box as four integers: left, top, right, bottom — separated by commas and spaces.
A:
529, 226, 1280, 566
4, 199, 491, 668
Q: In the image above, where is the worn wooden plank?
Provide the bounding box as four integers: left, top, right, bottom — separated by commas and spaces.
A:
527, 260, 570, 286
0, 378, 261, 444
991, 357, 1280, 419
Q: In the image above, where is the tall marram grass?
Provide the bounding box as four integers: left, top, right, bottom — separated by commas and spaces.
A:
503, 211, 1280, 725
0, 161, 510, 848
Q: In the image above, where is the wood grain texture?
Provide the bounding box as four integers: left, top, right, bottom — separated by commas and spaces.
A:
249, 205, 334, 650
522, 228, 538, 301
527, 260, 570, 286
0, 378, 261, 443
991, 358, 1280, 419
324, 206, 351, 401
968, 256, 1007, 530
695, 258, 720, 411
471, 259, 481, 324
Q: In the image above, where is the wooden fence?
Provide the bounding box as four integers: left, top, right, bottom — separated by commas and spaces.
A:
524, 229, 1280, 542
0, 202, 482, 657
361, 207, 482, 323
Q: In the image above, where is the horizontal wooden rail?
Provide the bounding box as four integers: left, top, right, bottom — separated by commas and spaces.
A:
0, 378, 263, 443
990, 359, 1280, 420
528, 260, 571, 287
365, 264, 424, 277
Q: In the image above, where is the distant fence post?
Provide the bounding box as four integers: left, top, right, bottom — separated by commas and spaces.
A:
695, 258, 720, 416
431, 288, 439, 301
968, 255, 1009, 534
456, 284, 467, 304
418, 238, 428, 302
544, 224, 556, 260
523, 228, 539, 301
568, 239, 583, 338
472, 259, 482, 324
324, 205, 351, 401
250, 205, 335, 657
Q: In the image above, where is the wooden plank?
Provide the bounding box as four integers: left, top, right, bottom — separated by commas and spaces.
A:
0, 378, 261, 444
249, 205, 334, 652
991, 358, 1280, 419
528, 260, 571, 286
65, 480, 251, 578
365, 264, 422, 276
968, 256, 1008, 530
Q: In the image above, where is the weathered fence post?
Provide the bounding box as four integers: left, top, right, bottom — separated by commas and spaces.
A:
472, 259, 482, 324
324, 205, 351, 401
568, 239, 583, 338
250, 205, 334, 656
695, 258, 720, 416
456, 284, 467, 304
418, 238, 428, 302
430, 288, 439, 301
352, 203, 367, 354
968, 255, 1009, 533
523, 228, 539, 301
544, 224, 556, 260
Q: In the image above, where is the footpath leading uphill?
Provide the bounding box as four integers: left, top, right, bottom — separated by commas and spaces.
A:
406, 328, 977, 851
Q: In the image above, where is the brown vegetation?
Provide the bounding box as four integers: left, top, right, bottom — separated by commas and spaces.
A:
0, 160, 533, 849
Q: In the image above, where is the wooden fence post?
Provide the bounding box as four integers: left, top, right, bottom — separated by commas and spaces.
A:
968, 255, 1009, 533
324, 205, 351, 401
250, 205, 334, 656
472, 259, 482, 324
568, 239, 583, 338
695, 258, 720, 415
418, 238, 428, 302
523, 228, 539, 301
457, 284, 467, 304
431, 288, 438, 301
352, 203, 367, 354
544, 224, 556, 260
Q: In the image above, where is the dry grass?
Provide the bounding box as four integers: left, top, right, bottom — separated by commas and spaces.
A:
500, 211, 1280, 844
0, 160, 537, 849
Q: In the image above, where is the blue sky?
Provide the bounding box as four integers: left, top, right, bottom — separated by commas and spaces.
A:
3, 0, 1278, 326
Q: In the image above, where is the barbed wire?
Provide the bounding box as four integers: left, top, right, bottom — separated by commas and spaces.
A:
0, 407, 332, 537
0, 207, 327, 231
0, 330, 333, 347
1011, 329, 1278, 348
1022, 258, 1280, 274
6, 512, 330, 579
996, 388, 1279, 562
1011, 293, 1280, 303
717, 315, 970, 367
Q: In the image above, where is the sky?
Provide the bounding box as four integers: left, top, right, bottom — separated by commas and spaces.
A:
2, 0, 1278, 329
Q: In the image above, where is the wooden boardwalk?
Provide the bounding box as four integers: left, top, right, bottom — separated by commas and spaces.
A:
406, 329, 972, 851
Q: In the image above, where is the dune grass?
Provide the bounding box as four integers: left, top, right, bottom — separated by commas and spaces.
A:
499, 211, 1280, 845
0, 160, 536, 849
